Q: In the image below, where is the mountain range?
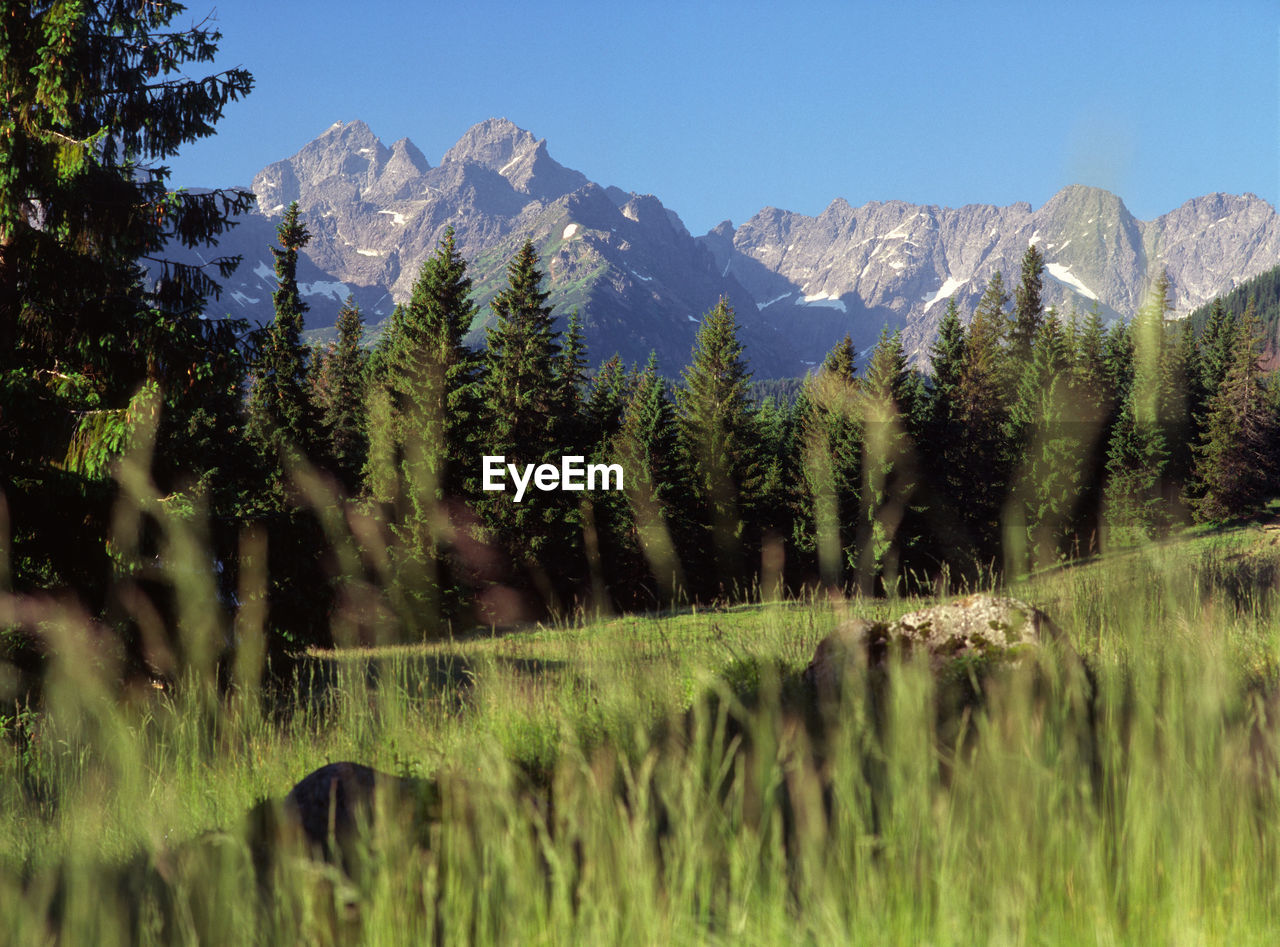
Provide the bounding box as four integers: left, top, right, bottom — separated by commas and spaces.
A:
178, 118, 1280, 378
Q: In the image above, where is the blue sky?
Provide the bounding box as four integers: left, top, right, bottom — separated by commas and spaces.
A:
168, 0, 1279, 235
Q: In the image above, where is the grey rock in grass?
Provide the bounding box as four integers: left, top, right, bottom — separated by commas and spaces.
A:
804, 594, 1065, 698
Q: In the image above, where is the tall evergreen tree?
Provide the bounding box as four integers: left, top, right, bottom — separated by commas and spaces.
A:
0, 1, 253, 604
381, 226, 481, 504
1192, 305, 1277, 521
555, 309, 590, 455
247, 202, 317, 468
676, 297, 758, 592
314, 295, 368, 494
918, 299, 972, 566
479, 239, 571, 587
796, 335, 863, 587
953, 274, 1013, 563
612, 353, 687, 602
1010, 244, 1046, 367
1010, 313, 1084, 567
857, 327, 921, 592
370, 227, 483, 630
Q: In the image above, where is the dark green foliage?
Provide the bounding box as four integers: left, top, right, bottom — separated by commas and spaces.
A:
795, 335, 862, 587
1009, 313, 1085, 567
371, 227, 483, 631
479, 239, 579, 594
313, 295, 368, 494
1192, 305, 1278, 522
556, 310, 590, 455
1188, 262, 1280, 348
1010, 243, 1046, 366
609, 353, 689, 602
247, 203, 317, 473
0, 0, 254, 657
857, 328, 923, 592
676, 297, 760, 591
585, 356, 632, 461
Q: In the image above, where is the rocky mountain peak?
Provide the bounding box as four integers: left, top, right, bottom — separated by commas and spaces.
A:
441, 117, 538, 170
438, 118, 587, 201
252, 119, 392, 215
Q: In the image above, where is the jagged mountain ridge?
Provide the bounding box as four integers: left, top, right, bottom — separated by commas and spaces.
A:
197, 118, 788, 375
711, 185, 1280, 362
190, 118, 1280, 376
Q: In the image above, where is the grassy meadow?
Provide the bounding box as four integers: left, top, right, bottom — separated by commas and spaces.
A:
5, 518, 1280, 944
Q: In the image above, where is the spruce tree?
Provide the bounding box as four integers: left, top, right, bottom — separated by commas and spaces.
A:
1199, 299, 1238, 399
613, 353, 687, 601
676, 297, 758, 591
247, 202, 317, 468
797, 334, 863, 587
585, 356, 632, 461
1192, 305, 1277, 522
1102, 277, 1180, 543
480, 239, 570, 581
384, 226, 481, 503
372, 227, 483, 629
318, 295, 368, 493
857, 327, 922, 592
1010, 313, 1083, 567
0, 1, 253, 600
555, 309, 590, 455
1011, 243, 1046, 366
954, 275, 1013, 563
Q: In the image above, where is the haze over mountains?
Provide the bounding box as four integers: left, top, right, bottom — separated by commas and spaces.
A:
184, 118, 1280, 378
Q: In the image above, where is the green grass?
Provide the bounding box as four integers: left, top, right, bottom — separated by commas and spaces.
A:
6, 522, 1280, 943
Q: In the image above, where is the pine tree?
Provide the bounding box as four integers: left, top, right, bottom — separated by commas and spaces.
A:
857, 327, 922, 592
676, 297, 758, 591
0, 1, 253, 599
383, 226, 481, 503
612, 353, 687, 601
1199, 299, 1238, 399
479, 239, 568, 580
953, 275, 1013, 563
1103, 278, 1178, 544
370, 227, 483, 630
797, 335, 863, 587
585, 356, 632, 461
483, 240, 561, 465
317, 295, 368, 493
1192, 305, 1277, 522
247, 202, 317, 468
1009, 313, 1084, 567
1067, 304, 1117, 553
1010, 243, 1046, 366
555, 309, 590, 455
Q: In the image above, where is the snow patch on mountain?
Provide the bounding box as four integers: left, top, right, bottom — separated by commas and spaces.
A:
801, 292, 847, 312
922, 276, 967, 312
299, 280, 351, 302
1045, 263, 1098, 301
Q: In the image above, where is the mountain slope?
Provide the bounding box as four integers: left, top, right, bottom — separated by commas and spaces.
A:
176, 119, 1279, 377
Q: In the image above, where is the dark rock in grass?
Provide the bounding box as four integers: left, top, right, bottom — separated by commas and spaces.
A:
804, 594, 1066, 699
282, 761, 437, 857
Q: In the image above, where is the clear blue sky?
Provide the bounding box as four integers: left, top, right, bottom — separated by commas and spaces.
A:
168, 0, 1280, 235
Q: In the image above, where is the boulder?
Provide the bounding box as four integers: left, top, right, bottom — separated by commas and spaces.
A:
283, 762, 433, 855
804, 594, 1065, 698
